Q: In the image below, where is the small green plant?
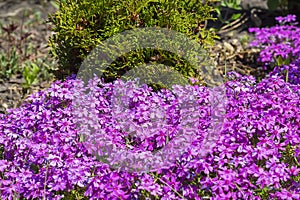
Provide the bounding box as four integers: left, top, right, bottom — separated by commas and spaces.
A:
0, 47, 19, 78
0, 23, 23, 79
48, 0, 218, 83
22, 62, 40, 88
214, 0, 242, 25
239, 34, 250, 47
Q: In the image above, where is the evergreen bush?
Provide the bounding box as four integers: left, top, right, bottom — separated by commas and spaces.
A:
48, 0, 217, 82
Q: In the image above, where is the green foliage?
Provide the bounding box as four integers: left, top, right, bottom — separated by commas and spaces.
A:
254, 186, 271, 200
22, 62, 40, 88
220, 0, 241, 9
53, 187, 88, 200
266, 0, 300, 13
48, 0, 218, 83
213, 0, 242, 25
0, 47, 19, 78
281, 144, 298, 166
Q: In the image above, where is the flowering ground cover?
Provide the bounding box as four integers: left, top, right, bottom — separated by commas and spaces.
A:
0, 15, 300, 200
249, 14, 300, 85
0, 72, 299, 199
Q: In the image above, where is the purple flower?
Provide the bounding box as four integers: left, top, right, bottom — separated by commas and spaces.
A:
275, 189, 300, 200
0, 71, 299, 199
249, 16, 300, 85
275, 15, 297, 24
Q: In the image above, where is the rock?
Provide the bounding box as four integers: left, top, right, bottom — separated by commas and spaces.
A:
230, 39, 239, 47
240, 0, 269, 10
223, 42, 235, 54
0, 84, 7, 93
9, 76, 25, 84
2, 103, 8, 109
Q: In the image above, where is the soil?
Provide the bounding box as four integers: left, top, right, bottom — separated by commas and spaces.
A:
0, 0, 290, 114
0, 0, 57, 114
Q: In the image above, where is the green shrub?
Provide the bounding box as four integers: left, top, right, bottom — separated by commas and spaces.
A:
266, 0, 300, 13
48, 0, 217, 83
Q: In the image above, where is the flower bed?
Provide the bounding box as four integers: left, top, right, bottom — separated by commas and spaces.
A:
0, 15, 299, 199
0, 72, 299, 199
249, 14, 300, 85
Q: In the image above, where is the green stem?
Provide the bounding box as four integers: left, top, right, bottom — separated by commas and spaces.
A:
43, 161, 50, 200
224, 52, 227, 81
150, 172, 186, 199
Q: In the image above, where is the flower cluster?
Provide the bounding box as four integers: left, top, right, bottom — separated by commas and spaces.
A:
71, 77, 225, 173
0, 71, 299, 199
249, 14, 300, 85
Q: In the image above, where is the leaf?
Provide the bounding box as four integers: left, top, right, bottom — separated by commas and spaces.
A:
231, 13, 241, 21
267, 0, 280, 10
31, 63, 40, 75
50, 0, 60, 10
276, 56, 284, 66
221, 1, 229, 7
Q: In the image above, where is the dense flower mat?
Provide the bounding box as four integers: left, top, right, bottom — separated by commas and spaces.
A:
249, 14, 300, 85
0, 71, 299, 199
